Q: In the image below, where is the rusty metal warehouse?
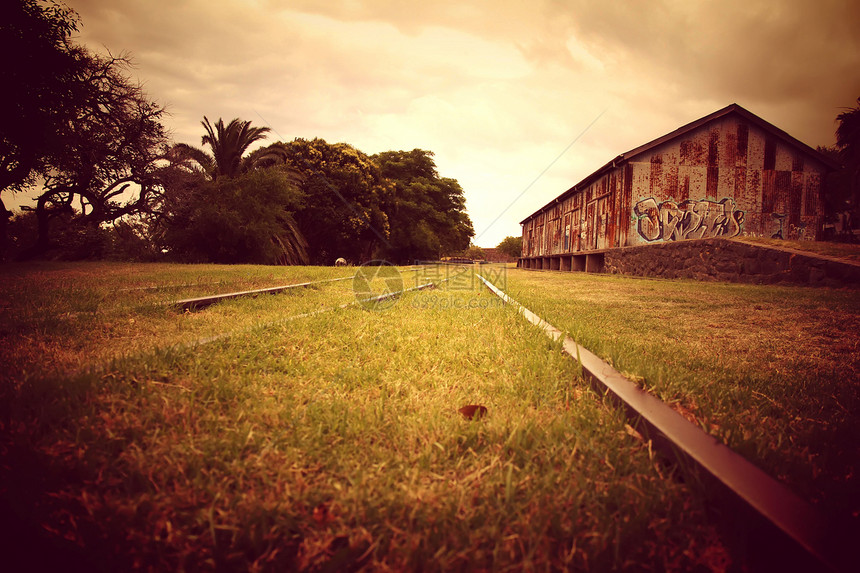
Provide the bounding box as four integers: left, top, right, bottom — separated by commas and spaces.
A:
519, 104, 837, 272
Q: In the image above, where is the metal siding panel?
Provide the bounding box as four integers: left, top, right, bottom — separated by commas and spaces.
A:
804, 172, 820, 216
737, 122, 749, 161
563, 212, 571, 252
597, 196, 611, 249
678, 165, 691, 201
586, 201, 596, 250
734, 166, 747, 205
775, 171, 791, 215
748, 168, 762, 215
762, 171, 776, 213
723, 130, 737, 168
689, 166, 707, 199
774, 142, 794, 171
764, 138, 776, 171
789, 172, 803, 235
622, 163, 633, 246
706, 129, 720, 198
530, 110, 827, 248
748, 129, 767, 171
792, 152, 804, 172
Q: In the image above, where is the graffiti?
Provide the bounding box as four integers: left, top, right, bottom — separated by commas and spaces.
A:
770, 213, 786, 239
633, 197, 745, 242
790, 223, 807, 240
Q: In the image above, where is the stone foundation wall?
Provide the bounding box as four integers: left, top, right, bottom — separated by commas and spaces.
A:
602, 238, 860, 288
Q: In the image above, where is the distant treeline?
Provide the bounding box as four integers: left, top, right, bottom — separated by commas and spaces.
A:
1, 1, 474, 264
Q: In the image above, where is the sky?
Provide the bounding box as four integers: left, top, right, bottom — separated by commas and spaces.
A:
18, 0, 860, 247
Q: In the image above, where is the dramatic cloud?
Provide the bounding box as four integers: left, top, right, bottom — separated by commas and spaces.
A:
24, 0, 860, 246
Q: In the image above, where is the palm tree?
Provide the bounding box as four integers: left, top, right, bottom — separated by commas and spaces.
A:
170, 117, 272, 179
160, 116, 310, 264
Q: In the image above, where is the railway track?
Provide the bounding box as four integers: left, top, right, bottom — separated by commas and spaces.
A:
170, 276, 355, 311
167, 264, 432, 311
95, 269, 446, 363
185, 279, 438, 348
52, 264, 855, 569
477, 273, 853, 572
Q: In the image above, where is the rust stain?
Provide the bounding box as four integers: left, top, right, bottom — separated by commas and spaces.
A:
764, 138, 776, 171
518, 111, 829, 257
736, 122, 749, 162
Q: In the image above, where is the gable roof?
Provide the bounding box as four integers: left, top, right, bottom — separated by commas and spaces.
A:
520, 103, 838, 224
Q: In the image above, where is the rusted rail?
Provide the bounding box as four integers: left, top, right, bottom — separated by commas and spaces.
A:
477, 274, 852, 572
171, 276, 354, 311
185, 281, 438, 348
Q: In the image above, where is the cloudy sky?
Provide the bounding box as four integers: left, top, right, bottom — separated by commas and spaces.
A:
40, 0, 860, 246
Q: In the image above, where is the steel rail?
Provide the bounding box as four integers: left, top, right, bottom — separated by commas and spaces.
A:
171, 276, 355, 311
118, 282, 232, 292
181, 281, 439, 348
83, 280, 442, 383
477, 273, 851, 572
170, 266, 432, 311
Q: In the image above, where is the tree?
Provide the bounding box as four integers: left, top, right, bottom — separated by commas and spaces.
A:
835, 97, 860, 216
158, 167, 307, 264
817, 146, 852, 219
28, 50, 169, 256
0, 0, 83, 256
170, 117, 275, 180
496, 236, 523, 259
156, 119, 309, 264
373, 149, 474, 263
461, 244, 485, 260
278, 138, 391, 264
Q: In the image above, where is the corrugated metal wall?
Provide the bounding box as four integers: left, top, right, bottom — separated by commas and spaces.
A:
521, 114, 827, 258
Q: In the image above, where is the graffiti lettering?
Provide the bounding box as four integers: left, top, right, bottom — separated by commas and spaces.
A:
789, 222, 807, 240
633, 198, 745, 242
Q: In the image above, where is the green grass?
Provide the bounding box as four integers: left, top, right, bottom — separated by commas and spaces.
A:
489, 269, 860, 519
0, 262, 730, 571
0, 262, 363, 384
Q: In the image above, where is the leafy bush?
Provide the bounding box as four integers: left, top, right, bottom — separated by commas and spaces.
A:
161, 168, 307, 264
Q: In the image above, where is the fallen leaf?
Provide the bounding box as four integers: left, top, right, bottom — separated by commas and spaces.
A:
459, 405, 488, 420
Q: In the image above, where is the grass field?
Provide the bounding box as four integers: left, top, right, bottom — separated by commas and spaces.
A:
488, 269, 860, 521
0, 262, 735, 571
2, 260, 856, 570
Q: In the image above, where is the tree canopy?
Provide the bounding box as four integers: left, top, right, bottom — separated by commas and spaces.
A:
496, 236, 523, 259
1, 3, 475, 264
276, 138, 392, 265
835, 98, 860, 216
373, 149, 474, 263
156, 132, 474, 266
169, 117, 276, 180
1, 0, 82, 256
154, 116, 309, 265
158, 167, 307, 264
1, 0, 171, 259
818, 97, 860, 238
0, 0, 81, 195
31, 51, 169, 252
